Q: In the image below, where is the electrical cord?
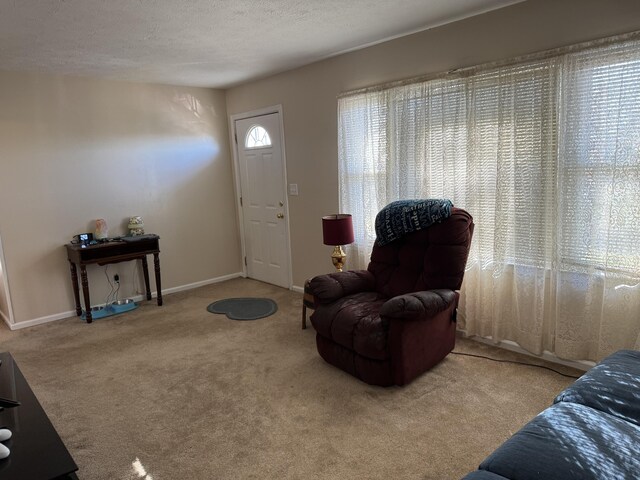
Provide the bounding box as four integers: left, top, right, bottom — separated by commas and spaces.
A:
451, 351, 581, 379
113, 278, 121, 303
104, 266, 115, 306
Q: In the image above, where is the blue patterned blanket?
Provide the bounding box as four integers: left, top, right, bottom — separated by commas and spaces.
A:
375, 199, 453, 246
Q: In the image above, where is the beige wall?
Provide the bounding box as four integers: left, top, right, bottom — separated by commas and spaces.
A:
0, 72, 241, 325
225, 0, 640, 287
2, 0, 640, 325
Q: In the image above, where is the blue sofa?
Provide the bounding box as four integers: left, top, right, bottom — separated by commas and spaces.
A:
463, 350, 640, 480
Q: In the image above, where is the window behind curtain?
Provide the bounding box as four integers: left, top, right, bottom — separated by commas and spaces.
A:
339, 37, 640, 361
339, 39, 640, 280
559, 42, 640, 275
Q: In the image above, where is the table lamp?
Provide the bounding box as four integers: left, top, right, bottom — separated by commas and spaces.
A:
322, 214, 354, 272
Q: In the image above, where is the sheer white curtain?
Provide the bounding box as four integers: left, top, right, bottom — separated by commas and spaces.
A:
338, 39, 640, 362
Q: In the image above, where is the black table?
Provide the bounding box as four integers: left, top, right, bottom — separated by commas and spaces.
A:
0, 352, 78, 479
65, 235, 163, 323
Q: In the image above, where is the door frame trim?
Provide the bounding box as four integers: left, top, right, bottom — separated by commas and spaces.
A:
0, 233, 15, 327
229, 105, 293, 289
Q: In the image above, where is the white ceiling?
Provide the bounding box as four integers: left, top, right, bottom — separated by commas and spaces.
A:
0, 0, 522, 88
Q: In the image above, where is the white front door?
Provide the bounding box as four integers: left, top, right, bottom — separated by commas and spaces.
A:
235, 113, 290, 288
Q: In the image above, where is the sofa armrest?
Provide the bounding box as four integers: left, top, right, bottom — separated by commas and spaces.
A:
308, 270, 375, 304
380, 289, 457, 320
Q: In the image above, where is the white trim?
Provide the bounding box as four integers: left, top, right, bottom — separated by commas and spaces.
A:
459, 331, 595, 372
327, 1, 526, 64
229, 105, 293, 290
145, 271, 243, 297
0, 309, 11, 329
0, 234, 15, 325
6, 272, 243, 330
291, 285, 304, 294
5, 309, 77, 331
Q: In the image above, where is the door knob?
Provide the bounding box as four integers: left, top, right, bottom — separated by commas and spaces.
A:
277, 213, 284, 219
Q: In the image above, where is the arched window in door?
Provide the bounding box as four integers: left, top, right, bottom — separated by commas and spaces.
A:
245, 125, 272, 148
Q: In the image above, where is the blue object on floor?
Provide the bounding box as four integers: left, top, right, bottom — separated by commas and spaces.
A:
206, 298, 277, 320
81, 301, 138, 321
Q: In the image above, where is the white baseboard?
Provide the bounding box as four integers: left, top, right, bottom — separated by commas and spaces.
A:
137, 272, 244, 298
291, 285, 304, 294
0, 309, 12, 329
6, 308, 77, 331
459, 331, 595, 372
7, 272, 244, 331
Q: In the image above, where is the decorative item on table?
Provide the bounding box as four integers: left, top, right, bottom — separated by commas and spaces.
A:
128, 216, 145, 236
322, 214, 354, 272
94, 218, 109, 240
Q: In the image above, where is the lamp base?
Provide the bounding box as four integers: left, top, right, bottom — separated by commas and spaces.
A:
331, 245, 347, 272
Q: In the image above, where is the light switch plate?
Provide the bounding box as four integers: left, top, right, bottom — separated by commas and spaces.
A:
288, 183, 299, 196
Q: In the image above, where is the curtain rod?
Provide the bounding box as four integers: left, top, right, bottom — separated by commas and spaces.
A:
338, 30, 640, 99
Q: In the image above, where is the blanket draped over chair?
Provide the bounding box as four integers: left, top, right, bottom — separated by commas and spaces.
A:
374, 199, 453, 246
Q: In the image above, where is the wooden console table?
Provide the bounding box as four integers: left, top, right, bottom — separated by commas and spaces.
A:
65, 235, 163, 323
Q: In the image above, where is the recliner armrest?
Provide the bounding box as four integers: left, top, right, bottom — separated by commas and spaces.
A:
380, 289, 456, 320
308, 270, 375, 304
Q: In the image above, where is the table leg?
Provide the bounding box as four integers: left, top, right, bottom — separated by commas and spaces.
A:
302, 305, 307, 330
154, 253, 163, 306
141, 257, 152, 300
79, 265, 92, 323
68, 262, 82, 317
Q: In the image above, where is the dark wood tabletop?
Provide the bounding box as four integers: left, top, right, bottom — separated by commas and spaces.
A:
0, 352, 78, 480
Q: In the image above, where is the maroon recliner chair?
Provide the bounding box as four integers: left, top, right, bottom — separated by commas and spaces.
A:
308, 208, 474, 386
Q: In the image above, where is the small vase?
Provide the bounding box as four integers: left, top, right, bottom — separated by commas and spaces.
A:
95, 219, 109, 240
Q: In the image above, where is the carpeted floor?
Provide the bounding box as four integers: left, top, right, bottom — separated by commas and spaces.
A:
0, 278, 582, 480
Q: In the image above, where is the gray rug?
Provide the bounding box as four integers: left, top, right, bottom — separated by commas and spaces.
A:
206, 297, 278, 320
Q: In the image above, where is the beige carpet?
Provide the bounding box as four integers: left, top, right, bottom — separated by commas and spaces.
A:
0, 278, 582, 480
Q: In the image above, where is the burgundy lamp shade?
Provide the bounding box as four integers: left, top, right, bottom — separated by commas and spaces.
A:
322, 214, 354, 245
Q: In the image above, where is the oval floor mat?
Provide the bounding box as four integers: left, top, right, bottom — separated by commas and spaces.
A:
206, 297, 278, 320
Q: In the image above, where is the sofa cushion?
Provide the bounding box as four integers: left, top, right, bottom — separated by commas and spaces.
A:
462, 471, 510, 480
479, 402, 640, 480
310, 292, 389, 360
554, 349, 640, 427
